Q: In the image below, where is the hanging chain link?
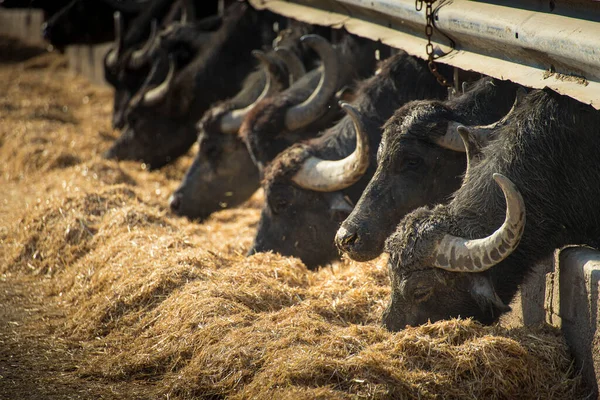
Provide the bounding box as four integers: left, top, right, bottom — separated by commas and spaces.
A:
416, 0, 452, 87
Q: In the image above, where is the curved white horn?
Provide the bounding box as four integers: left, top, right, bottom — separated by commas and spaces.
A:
435, 88, 527, 152
219, 50, 275, 134
105, 11, 123, 68
471, 87, 527, 132
432, 173, 525, 272
128, 19, 158, 69
142, 55, 176, 107
274, 47, 306, 84
291, 102, 370, 192
284, 34, 339, 131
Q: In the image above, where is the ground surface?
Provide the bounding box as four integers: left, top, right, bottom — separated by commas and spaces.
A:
0, 38, 590, 399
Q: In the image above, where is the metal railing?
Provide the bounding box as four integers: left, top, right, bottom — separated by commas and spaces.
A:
250, 0, 600, 109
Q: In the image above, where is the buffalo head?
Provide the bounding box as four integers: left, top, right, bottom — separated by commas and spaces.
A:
169, 49, 289, 219
170, 33, 337, 219
104, 3, 284, 169
382, 173, 525, 330
335, 82, 525, 262
248, 103, 370, 269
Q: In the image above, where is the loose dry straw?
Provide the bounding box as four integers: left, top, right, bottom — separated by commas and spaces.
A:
0, 38, 588, 399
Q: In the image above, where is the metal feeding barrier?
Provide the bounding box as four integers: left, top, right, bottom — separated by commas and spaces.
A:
249, 0, 600, 109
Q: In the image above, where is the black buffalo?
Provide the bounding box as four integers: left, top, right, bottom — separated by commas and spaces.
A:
382, 88, 600, 330
40, 0, 218, 50
42, 0, 131, 49
0, 0, 149, 49
103, 0, 218, 130
168, 29, 342, 220
241, 32, 384, 172
335, 78, 524, 262
247, 51, 451, 268
104, 2, 285, 169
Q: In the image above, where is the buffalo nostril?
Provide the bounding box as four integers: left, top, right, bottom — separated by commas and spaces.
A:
335, 226, 358, 251
169, 193, 182, 212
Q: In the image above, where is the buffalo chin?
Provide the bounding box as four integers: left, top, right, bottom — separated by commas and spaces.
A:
104, 124, 196, 170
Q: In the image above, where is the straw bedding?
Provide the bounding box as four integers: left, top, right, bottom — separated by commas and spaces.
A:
0, 37, 589, 399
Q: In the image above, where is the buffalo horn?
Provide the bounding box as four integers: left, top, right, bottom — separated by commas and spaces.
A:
219, 50, 275, 134
142, 55, 176, 107
432, 173, 525, 272
291, 102, 369, 192
456, 125, 480, 180
128, 55, 160, 108
105, 11, 123, 68
128, 19, 159, 69
434, 87, 527, 152
284, 34, 339, 132
274, 47, 306, 83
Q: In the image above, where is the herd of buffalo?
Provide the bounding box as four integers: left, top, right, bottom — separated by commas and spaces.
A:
18, 0, 600, 330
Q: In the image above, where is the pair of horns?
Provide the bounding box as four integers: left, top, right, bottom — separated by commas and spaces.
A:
291, 102, 369, 192
284, 34, 340, 132
128, 19, 159, 69
126, 0, 198, 70
219, 40, 312, 134
434, 88, 527, 152
219, 51, 280, 134
130, 51, 176, 108
432, 173, 525, 272
105, 11, 124, 68
274, 47, 306, 84
222, 34, 336, 135
431, 89, 527, 272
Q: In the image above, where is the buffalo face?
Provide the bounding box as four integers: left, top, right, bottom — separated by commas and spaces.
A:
104, 51, 196, 169
382, 267, 500, 330
381, 173, 525, 330
248, 103, 371, 269
248, 180, 352, 269
104, 110, 196, 170
169, 130, 260, 220
381, 213, 505, 330
169, 50, 292, 220
336, 102, 467, 262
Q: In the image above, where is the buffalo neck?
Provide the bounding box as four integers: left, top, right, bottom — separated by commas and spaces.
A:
447, 88, 600, 304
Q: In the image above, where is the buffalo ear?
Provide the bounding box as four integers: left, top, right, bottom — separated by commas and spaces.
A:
327, 192, 354, 215
469, 274, 511, 313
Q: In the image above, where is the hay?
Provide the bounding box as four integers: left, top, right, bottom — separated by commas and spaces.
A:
0, 37, 590, 399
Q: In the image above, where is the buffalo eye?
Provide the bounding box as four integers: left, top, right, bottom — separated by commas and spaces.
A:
400, 156, 423, 171
201, 139, 220, 160
270, 197, 288, 214
268, 187, 291, 215
412, 286, 434, 303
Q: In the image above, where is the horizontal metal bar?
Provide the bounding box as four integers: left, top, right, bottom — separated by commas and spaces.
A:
250, 0, 600, 109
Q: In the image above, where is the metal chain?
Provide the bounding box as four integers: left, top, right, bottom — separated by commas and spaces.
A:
417, 0, 452, 87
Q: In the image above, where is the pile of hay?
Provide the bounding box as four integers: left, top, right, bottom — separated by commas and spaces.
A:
0, 39, 589, 399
